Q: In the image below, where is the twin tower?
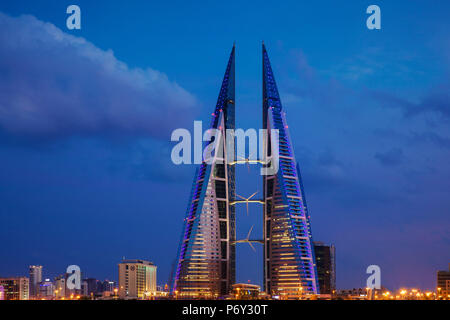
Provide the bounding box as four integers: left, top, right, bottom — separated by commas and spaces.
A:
172, 44, 319, 298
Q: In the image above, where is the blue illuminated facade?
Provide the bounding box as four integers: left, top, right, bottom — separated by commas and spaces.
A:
172, 45, 236, 298
172, 44, 319, 298
262, 44, 319, 296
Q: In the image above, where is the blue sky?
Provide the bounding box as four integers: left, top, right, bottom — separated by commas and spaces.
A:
0, 0, 449, 291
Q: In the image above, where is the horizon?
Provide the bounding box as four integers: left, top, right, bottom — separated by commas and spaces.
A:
0, 0, 449, 292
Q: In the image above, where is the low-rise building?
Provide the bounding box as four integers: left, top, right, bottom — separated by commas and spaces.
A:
437, 263, 450, 299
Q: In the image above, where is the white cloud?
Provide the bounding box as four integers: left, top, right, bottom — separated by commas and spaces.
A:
0, 12, 197, 140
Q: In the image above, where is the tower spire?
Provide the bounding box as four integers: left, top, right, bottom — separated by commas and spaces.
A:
172, 45, 236, 298
262, 44, 319, 296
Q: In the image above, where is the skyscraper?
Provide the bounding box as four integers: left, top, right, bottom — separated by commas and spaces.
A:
172, 44, 319, 299
29, 265, 42, 298
262, 44, 319, 297
314, 242, 336, 295
172, 45, 236, 298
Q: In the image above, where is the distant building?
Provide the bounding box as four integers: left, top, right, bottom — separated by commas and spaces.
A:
437, 263, 450, 299
39, 279, 54, 299
0, 285, 4, 300
99, 280, 117, 299
29, 265, 43, 298
118, 259, 157, 299
337, 287, 383, 300
102, 280, 116, 293
0, 277, 29, 300
54, 275, 66, 299
313, 242, 336, 294
81, 280, 89, 297
54, 271, 86, 298
83, 278, 102, 296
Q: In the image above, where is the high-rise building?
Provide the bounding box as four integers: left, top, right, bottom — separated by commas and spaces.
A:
437, 263, 450, 299
172, 45, 236, 298
118, 259, 157, 299
171, 44, 320, 298
262, 44, 319, 297
313, 242, 336, 295
29, 265, 42, 298
0, 277, 29, 300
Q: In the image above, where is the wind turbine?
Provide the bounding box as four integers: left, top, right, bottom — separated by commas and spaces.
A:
236, 150, 257, 172
245, 225, 256, 251
236, 191, 258, 215
235, 225, 258, 251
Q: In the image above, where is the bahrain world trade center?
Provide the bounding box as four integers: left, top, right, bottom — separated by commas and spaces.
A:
172, 44, 319, 299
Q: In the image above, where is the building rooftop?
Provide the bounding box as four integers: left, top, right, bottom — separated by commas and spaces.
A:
120, 259, 155, 266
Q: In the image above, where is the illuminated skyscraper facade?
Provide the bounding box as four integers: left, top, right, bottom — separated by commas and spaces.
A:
29, 265, 42, 298
314, 242, 336, 295
262, 44, 319, 297
172, 44, 319, 298
172, 45, 236, 298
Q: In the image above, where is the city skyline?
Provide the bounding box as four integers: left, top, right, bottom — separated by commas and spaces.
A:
1, 260, 449, 300
0, 1, 449, 292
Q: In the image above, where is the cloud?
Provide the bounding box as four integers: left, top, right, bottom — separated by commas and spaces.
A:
287, 47, 450, 128
329, 47, 421, 83
119, 139, 192, 182
297, 148, 346, 189
406, 85, 450, 120
370, 83, 450, 122
374, 148, 404, 166
0, 12, 197, 142
410, 131, 450, 149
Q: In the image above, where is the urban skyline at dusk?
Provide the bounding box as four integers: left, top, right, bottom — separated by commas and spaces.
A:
0, 0, 449, 297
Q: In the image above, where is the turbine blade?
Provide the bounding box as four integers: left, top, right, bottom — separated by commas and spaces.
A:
248, 191, 258, 200
247, 225, 254, 238
248, 242, 256, 252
